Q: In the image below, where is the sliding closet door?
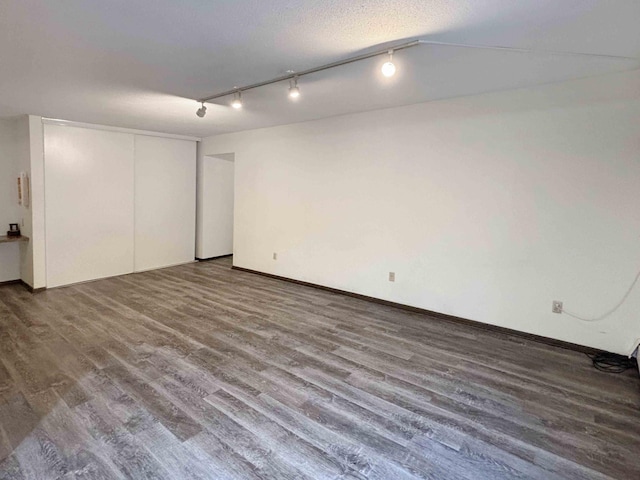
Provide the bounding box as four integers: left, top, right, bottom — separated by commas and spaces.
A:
134, 136, 196, 272
44, 125, 135, 287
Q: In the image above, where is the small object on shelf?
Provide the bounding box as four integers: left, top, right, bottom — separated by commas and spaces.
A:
7, 223, 20, 237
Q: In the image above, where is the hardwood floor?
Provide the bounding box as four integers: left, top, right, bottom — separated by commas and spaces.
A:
1, 257, 639, 479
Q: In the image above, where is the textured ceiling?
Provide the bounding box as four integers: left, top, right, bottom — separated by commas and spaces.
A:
1, 0, 639, 137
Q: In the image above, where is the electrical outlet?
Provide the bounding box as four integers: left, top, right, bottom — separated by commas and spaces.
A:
552, 301, 563, 314
388, 272, 395, 282
273, 253, 277, 260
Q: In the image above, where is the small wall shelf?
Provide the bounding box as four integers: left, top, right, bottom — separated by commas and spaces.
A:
0, 235, 29, 244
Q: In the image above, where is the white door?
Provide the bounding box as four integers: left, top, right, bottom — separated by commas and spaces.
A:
134, 135, 196, 272
44, 125, 135, 287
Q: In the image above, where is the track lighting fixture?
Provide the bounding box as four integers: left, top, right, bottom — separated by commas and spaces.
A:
381, 49, 396, 77
196, 102, 207, 118
288, 77, 300, 99
195, 40, 422, 118
231, 90, 243, 109
192, 39, 628, 121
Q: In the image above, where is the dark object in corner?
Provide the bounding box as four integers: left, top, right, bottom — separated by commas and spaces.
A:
587, 352, 638, 374
7, 223, 20, 237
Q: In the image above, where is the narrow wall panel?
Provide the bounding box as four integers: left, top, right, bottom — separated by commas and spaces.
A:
134, 136, 196, 271
44, 125, 134, 287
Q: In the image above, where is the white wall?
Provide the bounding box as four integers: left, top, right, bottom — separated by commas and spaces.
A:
196, 153, 234, 259
135, 135, 196, 271
200, 69, 640, 355
0, 117, 22, 282
26, 115, 46, 289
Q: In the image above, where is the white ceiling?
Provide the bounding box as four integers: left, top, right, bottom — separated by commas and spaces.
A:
1, 0, 639, 137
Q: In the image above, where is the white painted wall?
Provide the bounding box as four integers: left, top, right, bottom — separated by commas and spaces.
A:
200, 69, 640, 355
134, 135, 196, 271
24, 115, 46, 289
44, 125, 135, 287
196, 153, 234, 259
0, 117, 21, 282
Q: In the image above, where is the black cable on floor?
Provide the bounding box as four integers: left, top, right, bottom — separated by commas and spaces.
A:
586, 352, 638, 373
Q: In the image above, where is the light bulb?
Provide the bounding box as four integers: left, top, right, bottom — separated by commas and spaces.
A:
288, 78, 300, 99
381, 49, 396, 77
231, 91, 242, 109
381, 61, 396, 77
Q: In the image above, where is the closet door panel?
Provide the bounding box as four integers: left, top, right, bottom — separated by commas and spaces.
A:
134, 136, 196, 271
44, 125, 135, 287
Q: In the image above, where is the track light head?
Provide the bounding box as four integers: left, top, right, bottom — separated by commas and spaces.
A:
196, 103, 207, 118
288, 77, 300, 99
381, 49, 396, 77
231, 90, 243, 109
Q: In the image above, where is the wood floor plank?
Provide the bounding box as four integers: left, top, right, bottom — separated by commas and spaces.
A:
73, 398, 171, 479
12, 425, 69, 479
101, 363, 202, 442
135, 422, 230, 480
156, 374, 315, 480
0, 454, 25, 480
203, 387, 349, 480
0, 393, 40, 452
35, 389, 125, 480
0, 257, 638, 479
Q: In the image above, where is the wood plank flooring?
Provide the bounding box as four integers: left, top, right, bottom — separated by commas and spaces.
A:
1, 256, 639, 479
